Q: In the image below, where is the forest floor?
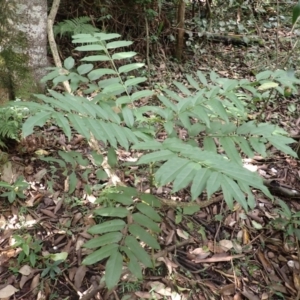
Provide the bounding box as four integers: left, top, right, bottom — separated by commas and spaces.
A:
1, 3, 300, 300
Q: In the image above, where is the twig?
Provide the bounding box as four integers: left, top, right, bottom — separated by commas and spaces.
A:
47, 0, 71, 93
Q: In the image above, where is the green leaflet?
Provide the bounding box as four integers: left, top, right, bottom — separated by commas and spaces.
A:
105, 250, 123, 289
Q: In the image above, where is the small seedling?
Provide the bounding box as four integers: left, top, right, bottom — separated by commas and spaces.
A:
0, 176, 29, 203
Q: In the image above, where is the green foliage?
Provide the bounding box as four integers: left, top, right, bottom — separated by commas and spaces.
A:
41, 260, 63, 280
0, 176, 29, 203
53, 16, 100, 38
82, 186, 161, 289
0, 105, 26, 148
12, 234, 42, 267
39, 150, 99, 194
14, 31, 298, 289
271, 199, 300, 240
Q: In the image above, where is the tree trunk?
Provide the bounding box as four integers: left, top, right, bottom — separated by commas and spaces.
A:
175, 0, 185, 61
0, 0, 49, 102
15, 0, 49, 92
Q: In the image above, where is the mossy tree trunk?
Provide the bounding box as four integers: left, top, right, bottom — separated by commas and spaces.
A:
0, 0, 49, 103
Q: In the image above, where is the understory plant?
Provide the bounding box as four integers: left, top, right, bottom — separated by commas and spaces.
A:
13, 32, 298, 289
0, 105, 26, 148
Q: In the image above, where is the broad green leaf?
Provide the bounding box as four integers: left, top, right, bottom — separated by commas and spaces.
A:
220, 137, 242, 165
102, 83, 125, 95
155, 157, 190, 185
49, 252, 68, 262
165, 120, 176, 135
123, 127, 139, 144
183, 206, 200, 215
88, 69, 116, 81
99, 103, 121, 123
140, 194, 161, 208
94, 207, 129, 218
122, 106, 134, 127
116, 95, 132, 105
88, 220, 126, 234
98, 121, 117, 148
172, 163, 197, 193
209, 71, 219, 82
124, 77, 147, 87
82, 244, 119, 265
191, 106, 210, 127
236, 121, 254, 135
173, 81, 191, 96
0, 181, 12, 188
238, 180, 256, 209
64, 57, 75, 70
105, 250, 123, 289
53, 75, 69, 86
268, 136, 297, 157
221, 175, 247, 210
81, 55, 110, 62
96, 169, 108, 180
72, 34, 99, 43
52, 113, 71, 141
22, 112, 52, 137
257, 82, 278, 91
178, 111, 191, 130
120, 247, 143, 279
220, 123, 236, 134
68, 114, 90, 139
137, 150, 175, 164
106, 41, 133, 49
136, 203, 161, 222
131, 90, 153, 101
203, 137, 217, 153
293, 2, 300, 24
132, 213, 160, 232
189, 123, 206, 136
112, 51, 137, 60
248, 122, 275, 136
206, 172, 221, 199
197, 71, 208, 85
186, 74, 200, 89
157, 94, 176, 111
75, 44, 105, 51
191, 168, 211, 200
107, 148, 117, 167
98, 77, 120, 89
84, 232, 123, 249
84, 119, 105, 142
128, 255, 143, 279
93, 33, 121, 41
41, 69, 60, 82
68, 171, 77, 194
209, 98, 229, 123
124, 236, 153, 268
45, 90, 70, 111
234, 137, 254, 158
128, 224, 160, 249
77, 63, 93, 75
116, 186, 138, 197
118, 63, 145, 74
220, 180, 234, 209
226, 92, 245, 111
255, 70, 272, 81
110, 124, 130, 150
109, 193, 133, 205
249, 137, 266, 157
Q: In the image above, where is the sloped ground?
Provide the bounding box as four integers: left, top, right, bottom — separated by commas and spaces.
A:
1, 3, 300, 300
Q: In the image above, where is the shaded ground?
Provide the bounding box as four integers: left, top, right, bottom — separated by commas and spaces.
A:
1, 2, 300, 300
